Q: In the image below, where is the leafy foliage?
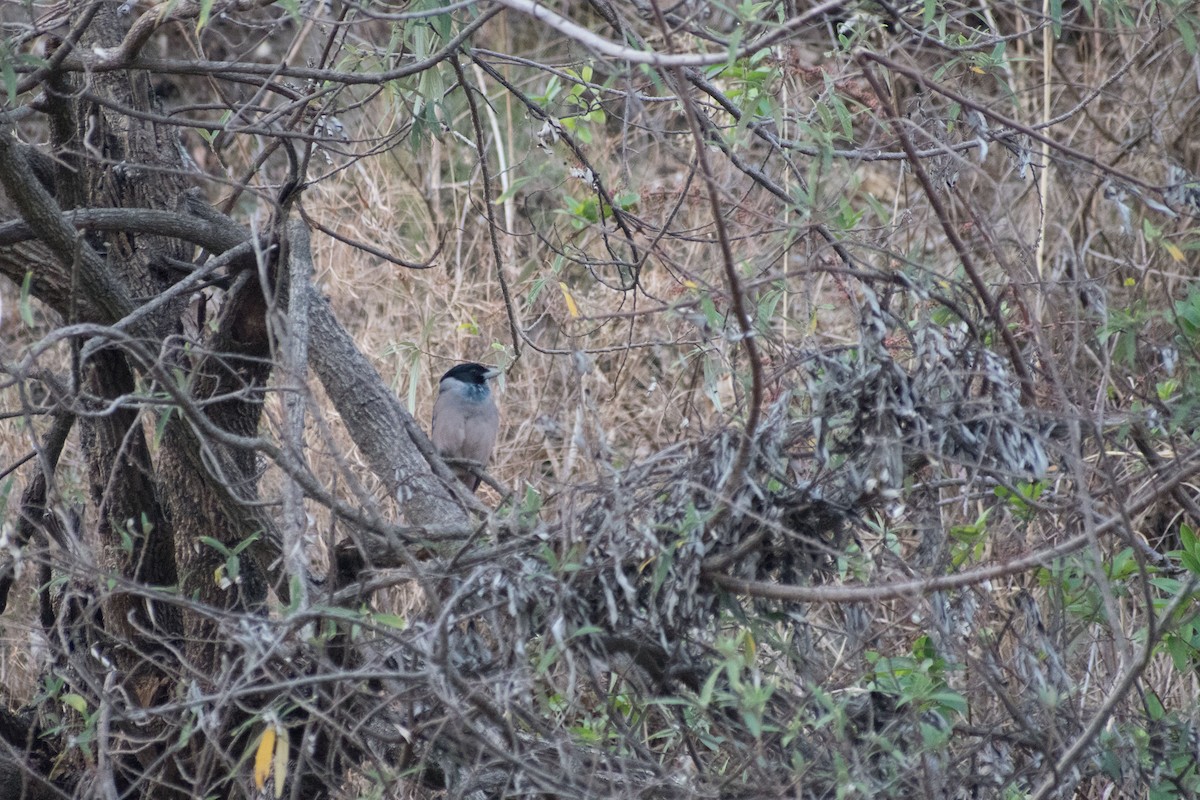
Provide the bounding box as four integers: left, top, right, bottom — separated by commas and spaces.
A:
0, 0, 1199, 798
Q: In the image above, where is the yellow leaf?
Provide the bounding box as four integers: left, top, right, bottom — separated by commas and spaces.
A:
558, 282, 580, 318
272, 726, 290, 799
1164, 241, 1185, 262
254, 727, 275, 790
970, 65, 985, 74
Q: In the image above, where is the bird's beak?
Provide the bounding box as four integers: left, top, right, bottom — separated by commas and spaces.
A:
483, 367, 502, 381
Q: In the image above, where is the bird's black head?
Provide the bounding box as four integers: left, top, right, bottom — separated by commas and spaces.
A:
441, 362, 500, 386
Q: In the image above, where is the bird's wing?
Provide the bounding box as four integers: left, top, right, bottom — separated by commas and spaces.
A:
430, 389, 466, 456
460, 399, 500, 466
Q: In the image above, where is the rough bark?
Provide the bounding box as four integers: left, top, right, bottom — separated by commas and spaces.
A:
62, 4, 190, 676
306, 285, 466, 530
0, 7, 469, 793
160, 248, 279, 673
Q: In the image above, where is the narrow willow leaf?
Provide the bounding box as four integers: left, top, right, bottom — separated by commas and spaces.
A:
253, 727, 275, 790
272, 726, 289, 799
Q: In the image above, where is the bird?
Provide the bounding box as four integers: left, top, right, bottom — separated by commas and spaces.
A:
431, 362, 501, 492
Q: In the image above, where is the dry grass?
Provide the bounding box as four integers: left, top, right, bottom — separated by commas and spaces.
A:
2, 2, 1200, 796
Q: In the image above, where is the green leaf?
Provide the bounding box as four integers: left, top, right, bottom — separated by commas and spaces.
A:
118, 524, 134, 555
373, 613, 406, 629
198, 536, 231, 557
741, 708, 763, 738
1181, 523, 1197, 553
1166, 633, 1191, 671
0, 477, 12, 519
231, 532, 261, 555
527, 275, 547, 306
929, 689, 968, 715
1145, 692, 1166, 720
196, 0, 214, 31
756, 287, 783, 331
275, 0, 301, 22
1049, 0, 1063, 37
698, 667, 721, 708
613, 191, 639, 211
19, 271, 34, 327
153, 404, 176, 449
521, 485, 543, 520
493, 175, 534, 205
431, 11, 453, 40
535, 642, 561, 674
286, 575, 304, 614
1178, 13, 1198, 54
62, 693, 88, 714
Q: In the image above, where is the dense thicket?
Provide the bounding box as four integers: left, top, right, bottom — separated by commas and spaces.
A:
1, 1, 1199, 798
